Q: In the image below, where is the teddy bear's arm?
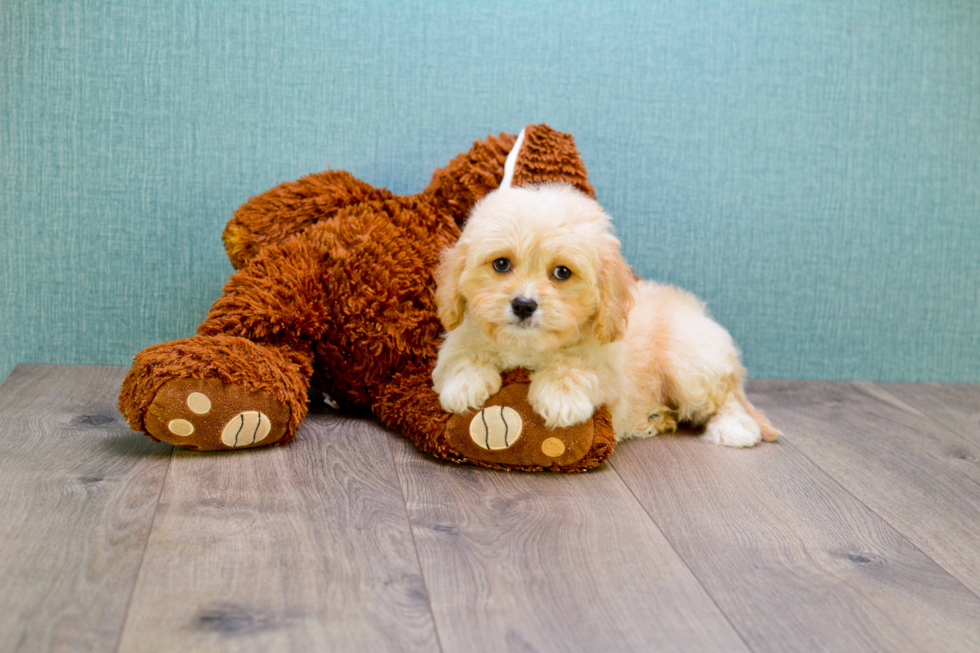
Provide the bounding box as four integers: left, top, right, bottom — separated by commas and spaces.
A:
223, 170, 393, 270
420, 132, 516, 226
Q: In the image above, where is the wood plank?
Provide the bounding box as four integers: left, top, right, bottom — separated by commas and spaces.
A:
389, 435, 749, 653
750, 379, 980, 599
878, 382, 980, 447
116, 406, 439, 653
0, 364, 171, 653
611, 411, 980, 653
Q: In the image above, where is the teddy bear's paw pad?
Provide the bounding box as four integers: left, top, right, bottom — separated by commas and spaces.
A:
469, 406, 523, 450
167, 419, 195, 437
144, 378, 290, 451
540, 437, 566, 457
186, 392, 211, 414
445, 381, 596, 469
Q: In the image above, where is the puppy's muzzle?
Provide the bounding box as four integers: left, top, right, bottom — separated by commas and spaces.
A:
511, 297, 537, 321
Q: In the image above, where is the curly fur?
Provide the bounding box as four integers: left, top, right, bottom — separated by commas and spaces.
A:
120, 125, 620, 470
433, 184, 780, 447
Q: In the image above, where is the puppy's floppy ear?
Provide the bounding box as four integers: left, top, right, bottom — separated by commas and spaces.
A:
435, 241, 468, 331
593, 235, 636, 344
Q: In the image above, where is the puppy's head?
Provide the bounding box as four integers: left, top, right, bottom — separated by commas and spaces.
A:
435, 184, 635, 349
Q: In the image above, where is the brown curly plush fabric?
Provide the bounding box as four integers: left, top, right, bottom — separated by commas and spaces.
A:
119, 124, 616, 471
223, 171, 395, 270
511, 126, 596, 198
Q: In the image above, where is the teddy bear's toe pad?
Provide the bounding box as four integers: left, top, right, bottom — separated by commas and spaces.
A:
469, 406, 523, 450
219, 411, 273, 447
144, 378, 289, 450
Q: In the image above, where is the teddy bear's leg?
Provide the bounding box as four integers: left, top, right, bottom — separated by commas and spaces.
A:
120, 237, 329, 450
123, 197, 453, 452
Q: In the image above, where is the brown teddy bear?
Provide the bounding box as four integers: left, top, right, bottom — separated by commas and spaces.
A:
118, 124, 616, 471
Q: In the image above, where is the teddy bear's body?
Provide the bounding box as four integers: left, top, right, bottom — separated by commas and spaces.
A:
120, 125, 615, 471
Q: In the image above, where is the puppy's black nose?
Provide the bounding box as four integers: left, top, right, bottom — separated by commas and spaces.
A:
511, 297, 538, 320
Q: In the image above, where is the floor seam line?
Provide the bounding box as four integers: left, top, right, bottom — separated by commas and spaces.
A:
387, 433, 446, 653
112, 443, 175, 653
608, 455, 758, 653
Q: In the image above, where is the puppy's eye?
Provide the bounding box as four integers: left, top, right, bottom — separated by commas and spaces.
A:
552, 265, 572, 281
492, 258, 511, 273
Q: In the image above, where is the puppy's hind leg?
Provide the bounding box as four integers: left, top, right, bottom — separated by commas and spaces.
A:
736, 388, 781, 442
702, 392, 764, 448
621, 404, 678, 440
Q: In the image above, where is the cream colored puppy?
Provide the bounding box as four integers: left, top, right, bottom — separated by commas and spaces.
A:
432, 184, 778, 447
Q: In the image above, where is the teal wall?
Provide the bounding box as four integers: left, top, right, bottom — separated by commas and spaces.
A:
2, 1, 978, 383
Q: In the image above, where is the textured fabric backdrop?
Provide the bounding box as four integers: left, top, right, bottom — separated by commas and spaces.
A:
2, 0, 978, 383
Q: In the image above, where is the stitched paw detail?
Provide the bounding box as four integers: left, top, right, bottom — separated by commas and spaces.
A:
220, 411, 273, 447
469, 406, 523, 450
144, 378, 290, 451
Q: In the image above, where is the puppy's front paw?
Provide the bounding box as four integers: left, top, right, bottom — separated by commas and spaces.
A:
529, 382, 596, 429
438, 367, 502, 414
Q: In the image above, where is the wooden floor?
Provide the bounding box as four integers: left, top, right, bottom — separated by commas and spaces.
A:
2, 365, 979, 652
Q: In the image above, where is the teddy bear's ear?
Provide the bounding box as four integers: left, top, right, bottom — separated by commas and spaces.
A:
435, 241, 468, 331
509, 124, 595, 198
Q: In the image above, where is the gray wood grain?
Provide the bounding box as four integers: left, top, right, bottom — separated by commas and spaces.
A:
0, 365, 171, 653
750, 379, 980, 599
879, 382, 980, 447
116, 405, 440, 653
611, 412, 980, 653
5, 366, 980, 653
388, 435, 749, 653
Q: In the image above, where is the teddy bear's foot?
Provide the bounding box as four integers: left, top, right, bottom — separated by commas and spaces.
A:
444, 376, 611, 470
373, 367, 615, 472
143, 378, 290, 450
119, 334, 312, 451
431, 369, 615, 471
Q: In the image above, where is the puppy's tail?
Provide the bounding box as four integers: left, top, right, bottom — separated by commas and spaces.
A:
736, 388, 781, 442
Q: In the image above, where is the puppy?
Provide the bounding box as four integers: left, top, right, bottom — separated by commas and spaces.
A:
432, 184, 779, 447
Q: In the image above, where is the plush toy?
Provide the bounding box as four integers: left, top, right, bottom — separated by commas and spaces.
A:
119, 124, 616, 471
